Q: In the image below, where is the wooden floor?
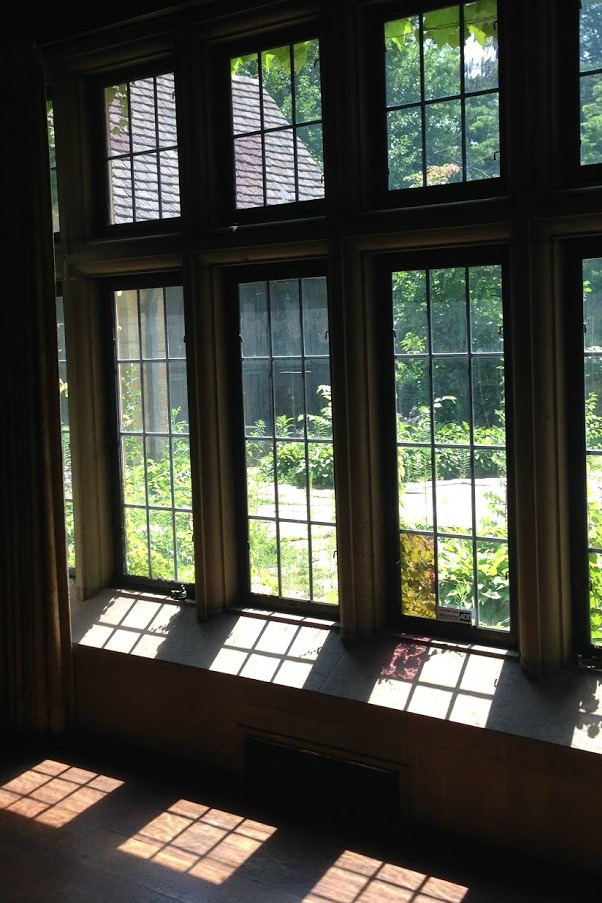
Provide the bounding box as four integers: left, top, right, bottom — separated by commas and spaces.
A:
0, 736, 595, 902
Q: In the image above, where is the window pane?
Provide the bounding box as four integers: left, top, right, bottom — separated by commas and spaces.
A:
115, 286, 193, 584
580, 2, 602, 164
105, 73, 180, 224
394, 264, 509, 632
240, 276, 337, 605
231, 39, 325, 209
385, 1, 500, 190
583, 258, 602, 645
423, 6, 461, 101
387, 108, 423, 190
47, 101, 59, 233
56, 296, 74, 569
580, 72, 602, 166
580, 0, 602, 73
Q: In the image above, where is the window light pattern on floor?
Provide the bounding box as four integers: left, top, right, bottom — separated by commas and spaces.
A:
0, 760, 123, 827
119, 801, 276, 884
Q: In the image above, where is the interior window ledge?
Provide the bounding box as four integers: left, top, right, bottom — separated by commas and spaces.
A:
70, 587, 602, 757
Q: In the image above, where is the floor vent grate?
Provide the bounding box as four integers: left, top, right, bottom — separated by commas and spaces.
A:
244, 735, 404, 835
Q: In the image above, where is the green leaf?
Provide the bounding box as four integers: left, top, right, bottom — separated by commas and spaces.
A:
293, 41, 310, 73
385, 17, 415, 52
465, 0, 498, 48
423, 7, 460, 49
263, 45, 292, 75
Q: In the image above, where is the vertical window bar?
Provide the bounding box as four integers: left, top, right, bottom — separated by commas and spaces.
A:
162, 293, 177, 571
459, 4, 468, 184
137, 292, 153, 577
419, 14, 428, 188
465, 266, 479, 621
268, 282, 283, 595
299, 278, 314, 598
259, 52, 268, 207
126, 84, 137, 222
153, 77, 163, 220
426, 269, 438, 578
290, 44, 300, 203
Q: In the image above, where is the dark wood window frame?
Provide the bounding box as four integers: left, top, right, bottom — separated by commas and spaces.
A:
47, 0, 602, 674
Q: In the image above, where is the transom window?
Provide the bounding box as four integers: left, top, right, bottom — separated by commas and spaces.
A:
384, 0, 500, 190
230, 39, 324, 208
393, 262, 509, 631
579, 0, 602, 166
105, 72, 181, 224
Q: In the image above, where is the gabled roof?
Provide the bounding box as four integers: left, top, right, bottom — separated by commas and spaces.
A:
107, 71, 324, 222
231, 74, 324, 208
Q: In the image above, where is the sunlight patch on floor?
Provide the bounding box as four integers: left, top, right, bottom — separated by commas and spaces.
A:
119, 800, 277, 885
305, 849, 468, 902
0, 760, 123, 827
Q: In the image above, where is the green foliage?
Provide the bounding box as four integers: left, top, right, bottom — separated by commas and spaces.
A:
231, 39, 323, 165
401, 529, 510, 629
385, 2, 497, 54
246, 385, 337, 603
255, 385, 334, 489
580, 4, 602, 164
385, 2, 499, 188
121, 421, 194, 583
400, 533, 436, 618
397, 399, 506, 483
116, 363, 193, 582
248, 518, 338, 604
105, 84, 129, 137
438, 537, 509, 627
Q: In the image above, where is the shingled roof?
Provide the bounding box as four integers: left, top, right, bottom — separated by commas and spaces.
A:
107, 71, 324, 222
107, 72, 180, 224
231, 74, 324, 208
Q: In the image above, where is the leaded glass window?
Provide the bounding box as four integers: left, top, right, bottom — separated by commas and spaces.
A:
393, 263, 509, 630
230, 40, 325, 208
385, 1, 500, 190
105, 73, 181, 224
240, 276, 337, 603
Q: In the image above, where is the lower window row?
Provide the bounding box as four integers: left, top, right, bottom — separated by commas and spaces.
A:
56, 252, 602, 653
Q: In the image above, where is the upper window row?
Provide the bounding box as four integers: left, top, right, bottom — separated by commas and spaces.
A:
49, 1, 601, 230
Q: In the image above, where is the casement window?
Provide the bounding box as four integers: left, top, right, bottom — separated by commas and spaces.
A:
238, 273, 337, 606
112, 282, 193, 592
566, 244, 602, 659
104, 71, 180, 224
388, 257, 510, 636
47, 0, 602, 669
